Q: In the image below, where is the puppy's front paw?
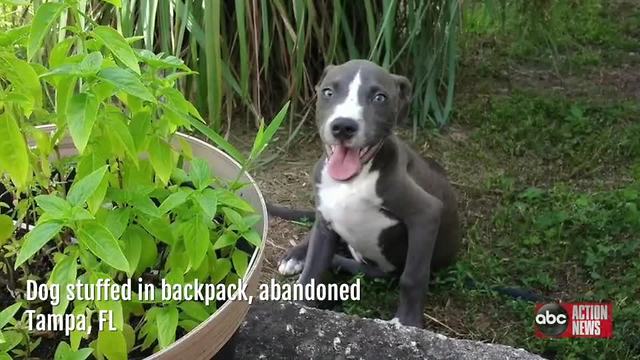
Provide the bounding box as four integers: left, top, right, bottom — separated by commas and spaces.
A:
278, 257, 304, 276
393, 311, 424, 328
278, 244, 307, 276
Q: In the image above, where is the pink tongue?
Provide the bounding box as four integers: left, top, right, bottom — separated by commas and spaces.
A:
328, 145, 362, 181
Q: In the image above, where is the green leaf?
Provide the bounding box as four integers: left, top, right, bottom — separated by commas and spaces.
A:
140, 320, 158, 350
97, 330, 127, 360
148, 137, 175, 185
138, 217, 174, 245
93, 26, 140, 74
123, 225, 143, 276
35, 195, 71, 219
49, 254, 77, 315
178, 319, 199, 332
108, 116, 138, 165
242, 228, 262, 248
222, 207, 246, 231
212, 231, 238, 250
184, 115, 246, 164
28, 2, 66, 61
156, 305, 178, 349
164, 269, 184, 285
133, 226, 157, 273
40, 63, 82, 78
137, 50, 186, 70
79, 52, 103, 75
161, 87, 202, 121
54, 75, 77, 117
67, 93, 99, 154
0, 303, 21, 328
242, 214, 261, 228
54, 341, 93, 360
216, 189, 254, 213
102, 208, 130, 239
87, 175, 109, 215
129, 111, 151, 152
0, 112, 30, 190
68, 207, 94, 221
211, 258, 231, 283
193, 188, 218, 220
184, 216, 209, 269
178, 301, 210, 322
250, 101, 290, 160
122, 324, 135, 352
0, 24, 29, 47
130, 194, 160, 218
15, 221, 63, 268
158, 191, 189, 214
49, 37, 74, 68
67, 165, 108, 206
0, 331, 22, 353
96, 67, 154, 102
0, 52, 42, 114
189, 158, 211, 190
101, 0, 122, 8
0, 215, 13, 246
76, 221, 129, 272
69, 302, 88, 350
232, 250, 249, 277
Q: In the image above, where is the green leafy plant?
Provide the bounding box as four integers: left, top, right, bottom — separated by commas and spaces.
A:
0, 2, 287, 359
0, 303, 24, 360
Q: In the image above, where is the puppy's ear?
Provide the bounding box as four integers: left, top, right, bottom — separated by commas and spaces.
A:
315, 65, 335, 91
393, 74, 412, 123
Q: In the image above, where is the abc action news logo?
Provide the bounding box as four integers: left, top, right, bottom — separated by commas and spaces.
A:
534, 302, 613, 338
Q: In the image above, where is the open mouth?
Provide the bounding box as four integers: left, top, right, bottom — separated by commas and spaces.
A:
325, 143, 380, 181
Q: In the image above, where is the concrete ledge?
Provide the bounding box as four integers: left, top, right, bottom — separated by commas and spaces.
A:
236, 301, 545, 360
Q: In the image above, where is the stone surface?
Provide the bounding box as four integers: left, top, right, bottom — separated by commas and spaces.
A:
235, 301, 546, 360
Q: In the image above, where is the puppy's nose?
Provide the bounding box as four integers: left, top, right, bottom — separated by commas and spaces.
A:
331, 117, 359, 140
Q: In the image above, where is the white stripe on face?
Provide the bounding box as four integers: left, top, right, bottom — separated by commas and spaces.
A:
324, 71, 363, 141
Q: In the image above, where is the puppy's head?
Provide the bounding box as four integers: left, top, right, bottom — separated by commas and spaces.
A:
315, 60, 411, 181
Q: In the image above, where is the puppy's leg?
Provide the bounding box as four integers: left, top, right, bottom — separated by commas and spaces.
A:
396, 201, 441, 327
386, 182, 443, 328
278, 235, 309, 276
297, 214, 338, 285
332, 255, 387, 278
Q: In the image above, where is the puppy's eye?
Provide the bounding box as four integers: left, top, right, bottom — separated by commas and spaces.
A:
322, 88, 334, 98
373, 93, 387, 103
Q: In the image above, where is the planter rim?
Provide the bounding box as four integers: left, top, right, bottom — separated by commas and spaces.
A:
30, 124, 268, 359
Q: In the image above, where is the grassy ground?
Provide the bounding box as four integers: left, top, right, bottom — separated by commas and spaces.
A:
248, 1, 640, 359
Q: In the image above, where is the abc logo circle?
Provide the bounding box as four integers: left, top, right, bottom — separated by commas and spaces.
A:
535, 303, 569, 337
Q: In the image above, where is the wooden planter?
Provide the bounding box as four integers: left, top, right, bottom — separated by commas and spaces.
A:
35, 125, 268, 359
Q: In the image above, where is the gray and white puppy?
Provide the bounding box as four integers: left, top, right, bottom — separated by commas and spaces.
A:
277, 60, 461, 328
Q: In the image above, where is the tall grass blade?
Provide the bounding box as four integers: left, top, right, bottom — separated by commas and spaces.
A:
204, 0, 222, 130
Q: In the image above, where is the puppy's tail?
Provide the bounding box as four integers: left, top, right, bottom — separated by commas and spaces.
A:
266, 203, 316, 221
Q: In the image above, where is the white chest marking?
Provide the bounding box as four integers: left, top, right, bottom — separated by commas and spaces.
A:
317, 163, 398, 272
